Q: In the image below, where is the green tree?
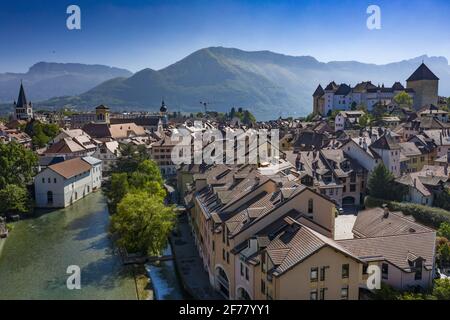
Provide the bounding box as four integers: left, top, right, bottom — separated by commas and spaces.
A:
394, 92, 413, 109
358, 113, 372, 127
110, 191, 176, 256
0, 142, 38, 189
350, 101, 357, 110
242, 110, 256, 125
0, 184, 31, 215
106, 173, 130, 213
438, 222, 450, 240
372, 103, 387, 121
25, 120, 60, 149
432, 279, 450, 300
435, 189, 450, 211
113, 144, 150, 174
368, 164, 405, 201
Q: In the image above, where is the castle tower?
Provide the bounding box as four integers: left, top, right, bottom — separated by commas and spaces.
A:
95, 105, 110, 124
312, 84, 325, 115
406, 63, 439, 110
14, 82, 33, 120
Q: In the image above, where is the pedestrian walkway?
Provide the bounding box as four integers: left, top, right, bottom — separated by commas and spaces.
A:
171, 214, 222, 300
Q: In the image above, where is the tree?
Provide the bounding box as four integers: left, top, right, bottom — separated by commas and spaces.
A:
106, 159, 166, 213
432, 279, 450, 300
358, 113, 372, 128
393, 92, 413, 109
230, 107, 236, 119
372, 103, 387, 121
434, 188, 450, 211
242, 110, 256, 125
350, 101, 357, 110
0, 184, 31, 215
24, 119, 60, 149
106, 173, 130, 213
110, 191, 176, 256
438, 222, 450, 240
368, 164, 405, 201
0, 142, 38, 189
113, 144, 150, 174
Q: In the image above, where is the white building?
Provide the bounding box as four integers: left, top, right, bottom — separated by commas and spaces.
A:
342, 131, 401, 177
34, 156, 102, 208
92, 141, 120, 172
334, 111, 365, 131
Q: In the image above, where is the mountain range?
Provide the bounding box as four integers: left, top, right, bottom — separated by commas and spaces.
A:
0, 62, 132, 103
3, 48, 450, 120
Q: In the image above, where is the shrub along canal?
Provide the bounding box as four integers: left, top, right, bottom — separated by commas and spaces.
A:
0, 192, 184, 300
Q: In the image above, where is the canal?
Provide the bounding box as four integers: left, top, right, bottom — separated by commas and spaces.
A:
0, 192, 184, 300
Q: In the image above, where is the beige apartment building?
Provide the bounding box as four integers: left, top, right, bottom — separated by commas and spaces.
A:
184, 163, 436, 300
186, 164, 372, 300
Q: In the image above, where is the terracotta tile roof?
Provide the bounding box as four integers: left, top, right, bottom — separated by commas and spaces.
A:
352, 208, 433, 238
48, 157, 92, 179
338, 231, 436, 272
264, 217, 361, 276
44, 138, 85, 154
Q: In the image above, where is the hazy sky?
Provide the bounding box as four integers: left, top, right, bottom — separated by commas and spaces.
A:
1, 0, 449, 73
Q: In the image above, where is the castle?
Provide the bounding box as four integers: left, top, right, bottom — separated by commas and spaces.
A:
313, 63, 439, 115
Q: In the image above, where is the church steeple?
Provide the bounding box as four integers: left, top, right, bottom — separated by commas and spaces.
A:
14, 81, 33, 121
16, 81, 28, 108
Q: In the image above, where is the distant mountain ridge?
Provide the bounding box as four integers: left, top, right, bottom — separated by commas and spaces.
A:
17, 48, 450, 119
0, 62, 132, 103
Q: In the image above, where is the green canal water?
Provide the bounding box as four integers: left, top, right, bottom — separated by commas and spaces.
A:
0, 192, 137, 300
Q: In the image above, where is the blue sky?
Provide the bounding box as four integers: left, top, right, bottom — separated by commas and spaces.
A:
0, 0, 449, 72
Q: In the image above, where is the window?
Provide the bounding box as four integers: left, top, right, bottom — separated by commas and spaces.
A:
308, 199, 314, 214
310, 267, 318, 282
382, 263, 389, 280
42, 178, 45, 183
240, 263, 244, 276
320, 266, 328, 281
319, 288, 327, 300
48, 178, 51, 183
226, 252, 230, 264
342, 264, 349, 279
350, 184, 356, 192
222, 229, 225, 243
261, 253, 266, 272
222, 249, 226, 260
54, 178, 57, 183
362, 264, 368, 275
261, 280, 266, 294
245, 267, 249, 281
212, 241, 215, 252
343, 185, 346, 193
47, 191, 53, 204
329, 189, 334, 196
341, 286, 349, 300
414, 260, 423, 280
310, 290, 318, 300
